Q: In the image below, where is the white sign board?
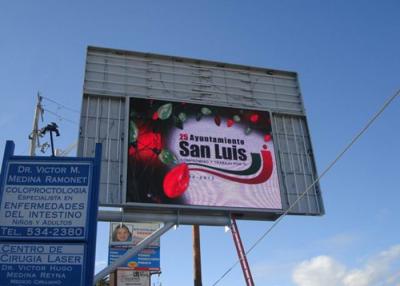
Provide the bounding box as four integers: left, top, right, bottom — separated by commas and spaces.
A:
117, 270, 150, 286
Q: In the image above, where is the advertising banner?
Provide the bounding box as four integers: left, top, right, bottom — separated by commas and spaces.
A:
0, 161, 91, 240
109, 247, 160, 270
127, 98, 281, 210
108, 222, 160, 271
116, 270, 150, 286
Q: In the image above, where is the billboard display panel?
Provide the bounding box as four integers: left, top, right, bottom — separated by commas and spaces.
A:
78, 46, 325, 219
126, 98, 282, 211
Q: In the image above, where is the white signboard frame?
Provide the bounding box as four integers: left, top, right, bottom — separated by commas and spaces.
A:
116, 270, 150, 286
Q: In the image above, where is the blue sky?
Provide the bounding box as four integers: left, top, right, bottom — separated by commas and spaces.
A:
1, 1, 399, 285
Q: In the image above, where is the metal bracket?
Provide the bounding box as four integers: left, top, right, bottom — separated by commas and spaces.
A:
97, 210, 231, 226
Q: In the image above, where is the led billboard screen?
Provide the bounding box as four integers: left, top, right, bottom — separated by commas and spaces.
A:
127, 98, 282, 211
78, 46, 324, 219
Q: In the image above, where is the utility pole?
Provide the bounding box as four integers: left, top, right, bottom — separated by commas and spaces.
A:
29, 93, 43, 156
193, 225, 202, 286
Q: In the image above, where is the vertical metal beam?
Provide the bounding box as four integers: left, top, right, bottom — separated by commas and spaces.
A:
193, 225, 202, 286
49, 130, 55, 156
93, 222, 174, 285
230, 217, 254, 286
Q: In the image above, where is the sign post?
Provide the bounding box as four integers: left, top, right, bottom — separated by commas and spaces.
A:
0, 140, 102, 286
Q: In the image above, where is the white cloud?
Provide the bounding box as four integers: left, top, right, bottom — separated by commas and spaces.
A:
324, 233, 358, 248
344, 245, 400, 286
292, 245, 400, 286
253, 261, 296, 279
293, 256, 346, 286
385, 270, 400, 285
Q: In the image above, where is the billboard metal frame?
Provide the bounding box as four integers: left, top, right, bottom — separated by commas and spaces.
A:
79, 46, 324, 222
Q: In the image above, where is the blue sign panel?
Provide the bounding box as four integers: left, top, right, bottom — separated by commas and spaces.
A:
109, 246, 161, 270
0, 141, 102, 286
0, 242, 85, 286
0, 161, 92, 241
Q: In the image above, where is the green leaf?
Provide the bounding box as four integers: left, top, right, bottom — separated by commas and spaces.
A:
129, 120, 138, 144
201, 107, 212, 115
244, 127, 252, 135
157, 103, 173, 120
174, 116, 183, 130
178, 112, 187, 122
159, 149, 178, 165
233, 115, 241, 122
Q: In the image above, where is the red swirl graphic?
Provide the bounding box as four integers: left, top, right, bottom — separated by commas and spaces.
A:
189, 150, 273, 184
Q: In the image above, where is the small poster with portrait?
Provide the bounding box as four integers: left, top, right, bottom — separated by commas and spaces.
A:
108, 222, 161, 271
110, 223, 134, 246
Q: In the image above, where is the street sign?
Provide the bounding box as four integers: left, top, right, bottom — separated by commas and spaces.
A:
0, 141, 102, 286
0, 242, 85, 285
0, 161, 92, 240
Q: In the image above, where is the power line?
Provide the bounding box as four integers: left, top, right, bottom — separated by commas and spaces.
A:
41, 96, 80, 114
42, 108, 78, 125
212, 88, 400, 286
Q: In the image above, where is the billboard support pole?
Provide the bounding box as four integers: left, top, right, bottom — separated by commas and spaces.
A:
193, 225, 202, 286
93, 222, 174, 285
230, 217, 254, 286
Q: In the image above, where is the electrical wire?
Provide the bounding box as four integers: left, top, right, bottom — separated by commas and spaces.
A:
212, 88, 400, 286
42, 108, 78, 125
41, 95, 80, 113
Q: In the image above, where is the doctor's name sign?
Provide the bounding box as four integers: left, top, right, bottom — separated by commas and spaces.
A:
0, 141, 101, 286
0, 162, 90, 240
